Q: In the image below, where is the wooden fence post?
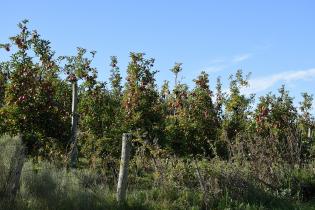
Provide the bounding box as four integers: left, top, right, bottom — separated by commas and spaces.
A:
5, 135, 25, 200
308, 127, 311, 138
117, 133, 132, 203
69, 80, 79, 168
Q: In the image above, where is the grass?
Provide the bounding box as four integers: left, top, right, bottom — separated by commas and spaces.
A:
0, 135, 314, 210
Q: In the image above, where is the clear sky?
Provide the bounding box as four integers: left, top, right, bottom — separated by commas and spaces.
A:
1, 0, 314, 108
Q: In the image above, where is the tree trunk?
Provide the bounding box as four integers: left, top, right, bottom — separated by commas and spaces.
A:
117, 133, 132, 203
69, 81, 79, 168
175, 73, 178, 86
5, 135, 25, 200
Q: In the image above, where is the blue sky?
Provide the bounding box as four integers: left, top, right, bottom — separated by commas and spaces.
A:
1, 0, 315, 108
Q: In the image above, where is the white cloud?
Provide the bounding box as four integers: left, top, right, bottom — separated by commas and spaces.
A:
203, 52, 252, 74
233, 53, 252, 62
242, 68, 315, 94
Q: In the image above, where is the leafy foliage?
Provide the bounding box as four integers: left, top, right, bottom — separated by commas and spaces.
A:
0, 20, 71, 157
0, 20, 315, 209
